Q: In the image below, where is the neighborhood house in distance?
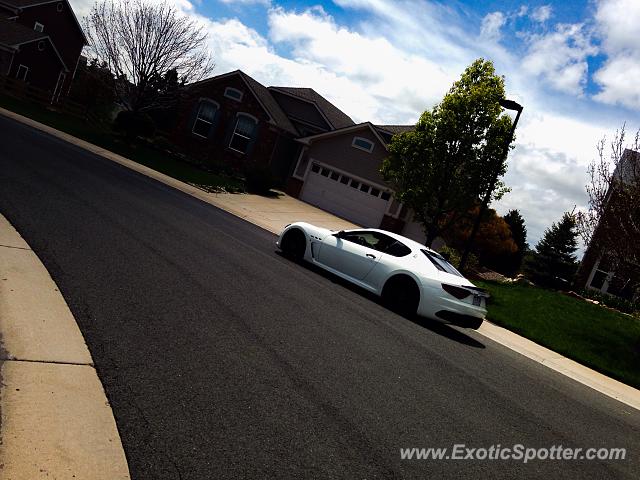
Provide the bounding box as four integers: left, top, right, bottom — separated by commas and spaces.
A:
575, 149, 640, 301
171, 69, 428, 243
0, 0, 86, 100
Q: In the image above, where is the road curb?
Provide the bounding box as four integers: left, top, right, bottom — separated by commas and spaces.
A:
0, 214, 131, 479
1, 107, 639, 414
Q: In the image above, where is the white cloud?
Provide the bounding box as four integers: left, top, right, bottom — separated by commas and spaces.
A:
592, 0, 640, 110
593, 57, 640, 109
218, 0, 271, 5
522, 23, 597, 95
480, 12, 506, 41
530, 5, 553, 23
264, 6, 455, 122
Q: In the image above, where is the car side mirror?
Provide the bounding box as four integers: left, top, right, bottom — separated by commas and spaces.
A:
335, 230, 346, 238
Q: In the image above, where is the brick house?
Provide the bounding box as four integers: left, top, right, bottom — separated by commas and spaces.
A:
0, 0, 86, 98
173, 69, 428, 238
575, 149, 640, 300
172, 70, 357, 182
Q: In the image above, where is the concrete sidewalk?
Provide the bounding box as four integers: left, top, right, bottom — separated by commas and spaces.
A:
0, 215, 130, 479
1, 106, 639, 416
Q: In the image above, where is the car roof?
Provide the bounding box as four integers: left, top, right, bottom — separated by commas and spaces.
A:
342, 227, 435, 253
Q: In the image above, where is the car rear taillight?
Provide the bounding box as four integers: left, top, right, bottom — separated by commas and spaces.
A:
441, 284, 473, 299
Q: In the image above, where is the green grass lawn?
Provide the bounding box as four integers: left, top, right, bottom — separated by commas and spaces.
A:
475, 280, 640, 389
0, 95, 244, 193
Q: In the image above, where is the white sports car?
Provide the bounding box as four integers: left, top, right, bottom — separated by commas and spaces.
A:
277, 222, 488, 329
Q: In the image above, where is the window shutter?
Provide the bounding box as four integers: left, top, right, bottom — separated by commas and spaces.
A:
187, 102, 199, 133
246, 122, 260, 156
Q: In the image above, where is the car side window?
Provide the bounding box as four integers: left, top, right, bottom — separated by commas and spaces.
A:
384, 239, 412, 257
338, 231, 411, 257
340, 231, 380, 249
370, 233, 411, 257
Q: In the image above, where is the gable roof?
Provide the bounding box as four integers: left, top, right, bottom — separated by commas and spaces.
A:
193, 70, 298, 135
0, 16, 44, 45
269, 86, 354, 130
0, 0, 88, 44
0, 18, 69, 70
297, 122, 390, 150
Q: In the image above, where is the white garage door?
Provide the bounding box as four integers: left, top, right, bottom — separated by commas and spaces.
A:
301, 162, 391, 227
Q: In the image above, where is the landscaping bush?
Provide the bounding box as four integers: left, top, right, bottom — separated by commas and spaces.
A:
114, 110, 156, 140
579, 289, 640, 316
244, 164, 275, 195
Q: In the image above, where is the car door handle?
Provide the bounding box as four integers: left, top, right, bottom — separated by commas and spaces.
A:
366, 253, 376, 258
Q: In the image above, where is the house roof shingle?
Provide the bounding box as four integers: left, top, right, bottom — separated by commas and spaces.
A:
0, 0, 88, 43
237, 72, 298, 135
0, 0, 57, 8
0, 16, 45, 46
375, 125, 415, 135
269, 86, 354, 130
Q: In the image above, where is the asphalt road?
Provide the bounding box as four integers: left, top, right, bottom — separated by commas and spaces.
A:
1, 115, 638, 479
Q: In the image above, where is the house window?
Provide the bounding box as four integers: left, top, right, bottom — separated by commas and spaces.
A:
352, 136, 374, 153
38, 41, 45, 51
16, 65, 28, 81
311, 163, 320, 173
192, 100, 218, 138
34, 22, 44, 32
381, 191, 391, 201
589, 257, 613, 292
228, 114, 257, 154
224, 87, 243, 102
57, 2, 64, 12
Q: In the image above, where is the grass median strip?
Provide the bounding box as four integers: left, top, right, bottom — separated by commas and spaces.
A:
475, 280, 640, 389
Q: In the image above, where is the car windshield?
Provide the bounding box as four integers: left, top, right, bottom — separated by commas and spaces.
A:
421, 250, 463, 277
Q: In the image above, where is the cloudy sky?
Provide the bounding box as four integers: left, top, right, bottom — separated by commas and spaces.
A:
70, 0, 640, 249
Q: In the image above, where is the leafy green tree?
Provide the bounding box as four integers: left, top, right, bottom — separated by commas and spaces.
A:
502, 209, 528, 276
381, 58, 513, 246
527, 212, 579, 289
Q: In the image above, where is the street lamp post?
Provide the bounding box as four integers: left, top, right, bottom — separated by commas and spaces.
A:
459, 98, 523, 272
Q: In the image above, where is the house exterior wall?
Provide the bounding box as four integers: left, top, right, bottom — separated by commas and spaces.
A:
16, 1, 84, 92
302, 128, 388, 186
171, 74, 291, 176
10, 40, 63, 92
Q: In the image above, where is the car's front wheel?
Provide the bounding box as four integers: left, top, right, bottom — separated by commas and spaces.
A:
382, 275, 420, 318
280, 229, 306, 261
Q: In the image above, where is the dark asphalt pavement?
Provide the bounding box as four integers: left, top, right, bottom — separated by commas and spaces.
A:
0, 115, 638, 479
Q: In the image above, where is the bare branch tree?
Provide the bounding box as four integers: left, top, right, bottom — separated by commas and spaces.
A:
84, 0, 214, 112
576, 125, 640, 270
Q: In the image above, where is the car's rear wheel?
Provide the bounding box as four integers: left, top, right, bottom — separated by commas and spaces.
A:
382, 275, 420, 318
280, 229, 306, 261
